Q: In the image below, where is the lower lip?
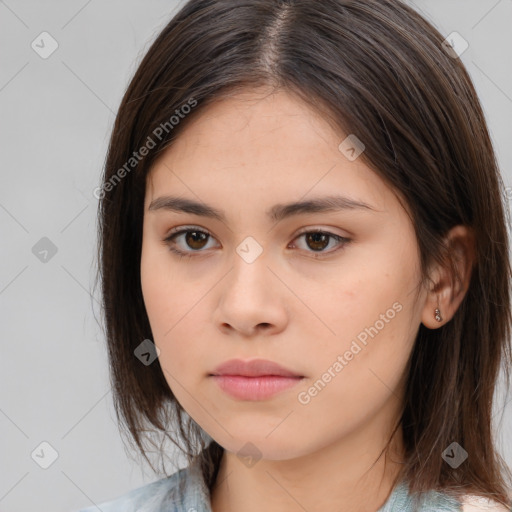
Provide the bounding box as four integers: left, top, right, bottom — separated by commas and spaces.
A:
211, 375, 303, 400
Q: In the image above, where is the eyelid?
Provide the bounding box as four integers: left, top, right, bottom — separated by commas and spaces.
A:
164, 224, 350, 239
293, 225, 350, 238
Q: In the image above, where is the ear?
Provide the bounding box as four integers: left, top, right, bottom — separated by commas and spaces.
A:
421, 225, 476, 329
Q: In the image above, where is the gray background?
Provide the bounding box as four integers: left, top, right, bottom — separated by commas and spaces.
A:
0, 1, 511, 511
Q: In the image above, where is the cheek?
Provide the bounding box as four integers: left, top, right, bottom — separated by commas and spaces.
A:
140, 244, 208, 379
141, 246, 170, 334
315, 260, 411, 350
293, 291, 414, 442
141, 242, 181, 348
307, 248, 419, 396
314, 289, 413, 394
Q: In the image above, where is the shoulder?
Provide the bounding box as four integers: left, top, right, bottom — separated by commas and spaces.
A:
75, 455, 211, 512
460, 494, 511, 512
384, 480, 511, 512
76, 471, 182, 512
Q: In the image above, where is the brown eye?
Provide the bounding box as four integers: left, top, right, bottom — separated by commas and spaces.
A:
163, 226, 350, 259
183, 230, 209, 250
292, 230, 350, 255
304, 232, 330, 252
163, 227, 216, 258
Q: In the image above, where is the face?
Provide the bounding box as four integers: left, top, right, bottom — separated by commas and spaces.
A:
140, 88, 428, 461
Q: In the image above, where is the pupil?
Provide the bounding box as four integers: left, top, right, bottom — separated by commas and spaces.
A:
186, 231, 207, 250
307, 233, 328, 251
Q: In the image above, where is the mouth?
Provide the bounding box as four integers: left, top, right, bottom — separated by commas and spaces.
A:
209, 358, 305, 400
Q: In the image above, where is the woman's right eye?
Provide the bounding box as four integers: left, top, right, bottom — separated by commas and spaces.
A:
163, 227, 216, 258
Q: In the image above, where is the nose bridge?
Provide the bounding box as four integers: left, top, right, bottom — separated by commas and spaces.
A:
214, 237, 288, 334
227, 237, 271, 300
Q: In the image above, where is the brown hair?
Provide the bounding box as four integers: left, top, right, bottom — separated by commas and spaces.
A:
95, 0, 512, 507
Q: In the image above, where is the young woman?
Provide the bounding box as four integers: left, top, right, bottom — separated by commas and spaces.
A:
79, 0, 512, 510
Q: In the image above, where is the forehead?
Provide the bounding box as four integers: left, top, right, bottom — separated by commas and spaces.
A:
157, 88, 337, 164
144, 88, 402, 220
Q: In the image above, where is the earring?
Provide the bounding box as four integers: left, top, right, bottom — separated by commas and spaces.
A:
434, 307, 442, 322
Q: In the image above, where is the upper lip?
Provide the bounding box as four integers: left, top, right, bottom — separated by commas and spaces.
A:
210, 358, 303, 378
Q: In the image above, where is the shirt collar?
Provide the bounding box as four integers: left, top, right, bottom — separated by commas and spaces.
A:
173, 451, 460, 512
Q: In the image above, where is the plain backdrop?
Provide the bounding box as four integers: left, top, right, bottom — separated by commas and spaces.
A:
0, 1, 511, 511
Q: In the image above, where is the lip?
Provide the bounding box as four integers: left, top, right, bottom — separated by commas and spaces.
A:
210, 358, 303, 378
211, 375, 303, 400
209, 359, 304, 401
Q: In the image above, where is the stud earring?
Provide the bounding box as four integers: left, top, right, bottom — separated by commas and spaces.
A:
434, 307, 442, 322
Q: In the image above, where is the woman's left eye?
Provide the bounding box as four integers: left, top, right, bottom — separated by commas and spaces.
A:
162, 226, 350, 259
290, 230, 350, 254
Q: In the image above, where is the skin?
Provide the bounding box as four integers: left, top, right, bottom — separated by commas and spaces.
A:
140, 87, 475, 512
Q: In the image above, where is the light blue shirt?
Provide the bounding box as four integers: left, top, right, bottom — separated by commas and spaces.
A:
77, 453, 464, 512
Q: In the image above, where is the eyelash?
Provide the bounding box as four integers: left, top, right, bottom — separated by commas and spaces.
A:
162, 226, 351, 260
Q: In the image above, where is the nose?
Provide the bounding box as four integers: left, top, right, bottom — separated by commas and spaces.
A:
213, 253, 289, 338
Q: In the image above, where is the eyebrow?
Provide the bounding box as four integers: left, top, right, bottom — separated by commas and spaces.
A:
148, 194, 376, 223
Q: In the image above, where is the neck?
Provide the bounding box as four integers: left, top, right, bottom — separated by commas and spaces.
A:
210, 422, 405, 512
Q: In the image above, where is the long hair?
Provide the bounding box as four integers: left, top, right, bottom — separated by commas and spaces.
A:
95, 0, 512, 507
